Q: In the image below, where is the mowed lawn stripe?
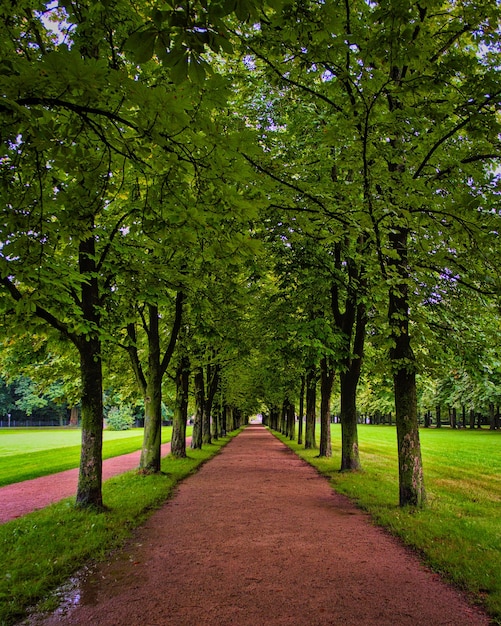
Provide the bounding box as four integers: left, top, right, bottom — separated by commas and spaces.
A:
0, 427, 176, 487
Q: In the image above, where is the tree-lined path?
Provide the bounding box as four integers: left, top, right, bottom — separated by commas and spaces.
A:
30, 425, 488, 625
0, 441, 185, 524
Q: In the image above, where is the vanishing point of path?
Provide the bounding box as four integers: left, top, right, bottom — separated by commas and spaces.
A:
27, 425, 489, 626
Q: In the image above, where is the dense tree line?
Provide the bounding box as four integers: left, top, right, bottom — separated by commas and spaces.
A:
1, 0, 499, 509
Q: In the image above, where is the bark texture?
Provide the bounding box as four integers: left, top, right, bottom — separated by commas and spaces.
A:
139, 305, 162, 472
305, 366, 317, 449
319, 357, 333, 457
75, 236, 103, 508
388, 227, 426, 507
171, 355, 190, 458
191, 367, 205, 449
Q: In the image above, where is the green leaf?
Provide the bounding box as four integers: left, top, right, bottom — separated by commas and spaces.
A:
124, 29, 157, 64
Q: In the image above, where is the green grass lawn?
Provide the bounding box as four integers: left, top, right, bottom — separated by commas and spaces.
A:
0, 429, 239, 626
0, 427, 193, 487
277, 425, 501, 623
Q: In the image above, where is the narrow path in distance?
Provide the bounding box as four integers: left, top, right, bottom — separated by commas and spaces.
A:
0, 439, 191, 524
30, 425, 489, 626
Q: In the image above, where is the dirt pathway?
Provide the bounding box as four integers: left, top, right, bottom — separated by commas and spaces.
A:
0, 441, 188, 524
26, 425, 489, 626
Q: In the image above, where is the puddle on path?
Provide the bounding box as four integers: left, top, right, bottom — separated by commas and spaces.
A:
19, 564, 99, 625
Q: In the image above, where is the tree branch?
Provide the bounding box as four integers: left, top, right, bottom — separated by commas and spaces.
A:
0, 276, 77, 343
160, 290, 184, 376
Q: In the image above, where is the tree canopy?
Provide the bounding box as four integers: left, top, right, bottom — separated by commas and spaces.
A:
1, 0, 500, 508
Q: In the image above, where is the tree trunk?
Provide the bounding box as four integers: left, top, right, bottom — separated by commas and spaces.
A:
270, 406, 279, 431
69, 406, 79, 426
287, 402, 296, 441
226, 404, 236, 433
388, 227, 425, 507
221, 402, 227, 436
171, 355, 189, 458
191, 366, 204, 449
203, 362, 220, 444
436, 405, 442, 428
75, 236, 103, 509
319, 357, 333, 457
298, 374, 305, 445
489, 402, 496, 430
340, 368, 361, 470
76, 336, 104, 508
330, 238, 366, 471
451, 406, 457, 429
305, 366, 317, 449
212, 401, 220, 440
139, 304, 162, 472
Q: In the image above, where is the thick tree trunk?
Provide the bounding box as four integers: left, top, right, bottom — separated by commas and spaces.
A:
171, 355, 189, 458
298, 374, 305, 445
139, 304, 162, 472
340, 369, 361, 470
388, 227, 426, 507
76, 336, 104, 508
319, 357, 333, 457
436, 405, 442, 428
76, 235, 103, 508
305, 367, 317, 449
191, 367, 204, 449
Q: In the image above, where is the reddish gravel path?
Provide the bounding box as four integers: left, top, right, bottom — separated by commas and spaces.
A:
27, 425, 489, 626
0, 441, 187, 524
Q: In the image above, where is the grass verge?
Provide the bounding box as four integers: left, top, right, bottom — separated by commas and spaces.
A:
275, 425, 501, 624
0, 427, 193, 487
0, 430, 239, 626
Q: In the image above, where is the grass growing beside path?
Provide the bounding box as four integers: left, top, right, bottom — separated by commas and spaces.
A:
276, 425, 501, 623
0, 427, 188, 487
0, 431, 238, 626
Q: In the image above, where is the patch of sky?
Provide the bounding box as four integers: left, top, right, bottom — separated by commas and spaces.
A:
38, 1, 72, 47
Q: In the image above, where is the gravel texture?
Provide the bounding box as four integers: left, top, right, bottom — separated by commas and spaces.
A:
19, 425, 490, 626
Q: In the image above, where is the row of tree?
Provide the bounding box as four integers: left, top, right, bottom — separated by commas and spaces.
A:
0, 0, 499, 509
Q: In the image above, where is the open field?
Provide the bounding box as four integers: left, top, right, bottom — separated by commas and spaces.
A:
277, 425, 501, 622
0, 430, 239, 626
0, 427, 186, 487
